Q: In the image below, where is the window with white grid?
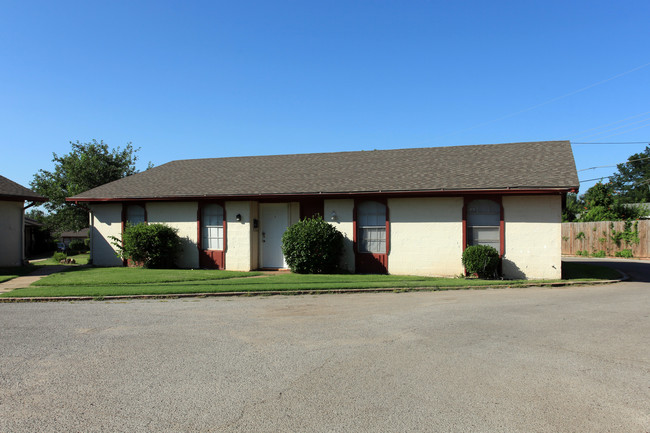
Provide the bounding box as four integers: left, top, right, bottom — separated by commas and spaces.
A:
357, 201, 386, 254
202, 204, 224, 250
466, 199, 500, 250
126, 204, 146, 225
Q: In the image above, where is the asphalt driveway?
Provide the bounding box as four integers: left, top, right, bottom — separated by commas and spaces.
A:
1, 263, 649, 432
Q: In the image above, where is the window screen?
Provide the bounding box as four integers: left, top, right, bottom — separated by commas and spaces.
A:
202, 204, 224, 250
126, 205, 146, 225
466, 199, 500, 250
357, 201, 386, 254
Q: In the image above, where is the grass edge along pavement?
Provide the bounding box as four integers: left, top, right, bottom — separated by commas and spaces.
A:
0, 262, 622, 300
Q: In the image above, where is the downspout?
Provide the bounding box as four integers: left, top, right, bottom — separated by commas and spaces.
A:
22, 201, 37, 266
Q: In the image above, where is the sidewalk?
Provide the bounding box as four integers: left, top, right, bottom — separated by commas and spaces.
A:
0, 266, 67, 294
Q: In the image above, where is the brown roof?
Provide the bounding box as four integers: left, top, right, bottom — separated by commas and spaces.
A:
68, 141, 579, 201
60, 228, 90, 238
0, 175, 47, 202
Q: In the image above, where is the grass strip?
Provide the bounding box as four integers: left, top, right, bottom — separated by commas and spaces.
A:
0, 262, 621, 298
33, 267, 261, 286
33, 254, 90, 266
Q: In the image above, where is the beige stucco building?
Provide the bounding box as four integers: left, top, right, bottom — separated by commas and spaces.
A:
69, 141, 579, 279
0, 175, 47, 267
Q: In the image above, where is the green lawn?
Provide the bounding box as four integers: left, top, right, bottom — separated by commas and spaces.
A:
0, 261, 620, 298
34, 253, 91, 266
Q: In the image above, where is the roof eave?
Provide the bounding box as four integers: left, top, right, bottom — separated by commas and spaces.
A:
0, 194, 48, 202
67, 186, 578, 203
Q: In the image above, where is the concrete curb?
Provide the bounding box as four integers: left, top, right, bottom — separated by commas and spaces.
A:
0, 273, 626, 303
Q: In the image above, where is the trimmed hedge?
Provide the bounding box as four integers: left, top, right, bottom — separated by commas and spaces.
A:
462, 245, 500, 279
110, 223, 181, 268
281, 216, 344, 274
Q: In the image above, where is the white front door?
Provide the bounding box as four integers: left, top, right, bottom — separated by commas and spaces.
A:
260, 203, 289, 268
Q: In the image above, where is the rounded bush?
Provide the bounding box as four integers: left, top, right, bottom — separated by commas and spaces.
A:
281, 216, 344, 274
68, 239, 86, 253
462, 245, 500, 279
111, 223, 181, 268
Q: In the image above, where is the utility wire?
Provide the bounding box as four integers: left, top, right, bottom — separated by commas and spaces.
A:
418, 61, 650, 145
568, 110, 650, 138
574, 116, 650, 140
573, 141, 650, 144
578, 155, 650, 172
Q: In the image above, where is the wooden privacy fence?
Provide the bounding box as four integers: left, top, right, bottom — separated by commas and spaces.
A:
562, 221, 650, 258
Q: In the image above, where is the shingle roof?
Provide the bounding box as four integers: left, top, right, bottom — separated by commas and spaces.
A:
69, 141, 579, 201
0, 175, 47, 202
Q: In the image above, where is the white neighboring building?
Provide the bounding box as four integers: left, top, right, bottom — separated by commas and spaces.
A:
68, 141, 579, 279
0, 175, 47, 267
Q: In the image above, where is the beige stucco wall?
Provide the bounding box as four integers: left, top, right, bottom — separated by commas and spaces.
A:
324, 199, 355, 272
89, 203, 123, 267
388, 197, 464, 276
147, 202, 199, 268
0, 200, 24, 267
250, 202, 259, 270
225, 201, 253, 271
503, 195, 562, 279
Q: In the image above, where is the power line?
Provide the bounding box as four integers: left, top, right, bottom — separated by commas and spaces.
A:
574, 116, 650, 140
567, 110, 650, 138
416, 61, 650, 145
578, 155, 650, 172
579, 176, 608, 183
573, 141, 650, 144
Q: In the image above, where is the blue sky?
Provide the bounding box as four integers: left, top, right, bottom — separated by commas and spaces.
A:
1, 0, 649, 194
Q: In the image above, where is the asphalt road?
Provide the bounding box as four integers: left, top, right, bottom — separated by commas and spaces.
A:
1, 260, 649, 432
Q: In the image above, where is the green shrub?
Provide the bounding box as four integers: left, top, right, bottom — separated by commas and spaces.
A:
281, 216, 344, 274
52, 252, 67, 262
461, 245, 500, 279
110, 223, 181, 268
68, 239, 86, 253
591, 250, 606, 258
615, 249, 634, 258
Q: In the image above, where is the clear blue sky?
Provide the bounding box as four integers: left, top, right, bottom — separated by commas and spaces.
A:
2, 0, 649, 195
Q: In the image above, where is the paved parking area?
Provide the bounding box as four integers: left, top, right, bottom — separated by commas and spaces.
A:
1, 283, 649, 432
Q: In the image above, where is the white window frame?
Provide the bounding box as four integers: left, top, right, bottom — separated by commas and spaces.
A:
357, 200, 387, 254
202, 204, 224, 251
466, 199, 500, 251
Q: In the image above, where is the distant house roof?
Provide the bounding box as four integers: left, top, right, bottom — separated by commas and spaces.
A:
59, 228, 90, 238
68, 141, 579, 202
24, 217, 45, 227
0, 175, 47, 202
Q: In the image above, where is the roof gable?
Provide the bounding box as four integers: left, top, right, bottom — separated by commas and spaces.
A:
69, 141, 579, 201
0, 175, 47, 202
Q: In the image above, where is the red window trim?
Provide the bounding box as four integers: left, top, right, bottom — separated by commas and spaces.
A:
353, 198, 389, 254
462, 196, 504, 257
121, 202, 147, 233
197, 201, 227, 252
120, 202, 147, 267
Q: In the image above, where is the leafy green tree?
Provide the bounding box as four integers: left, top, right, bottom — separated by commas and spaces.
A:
609, 145, 650, 203
31, 140, 146, 233
562, 193, 582, 222
577, 182, 645, 222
